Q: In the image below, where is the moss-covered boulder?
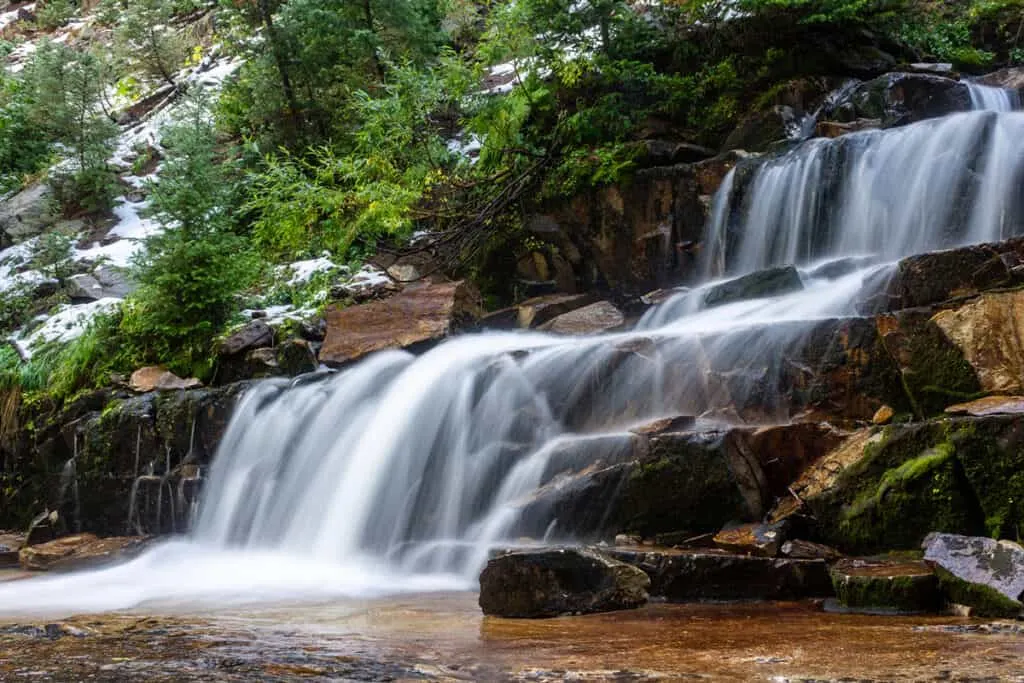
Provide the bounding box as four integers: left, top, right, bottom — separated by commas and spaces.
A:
923, 532, 1024, 618
830, 558, 940, 613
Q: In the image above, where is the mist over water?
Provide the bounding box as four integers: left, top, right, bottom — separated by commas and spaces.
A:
2, 111, 1024, 617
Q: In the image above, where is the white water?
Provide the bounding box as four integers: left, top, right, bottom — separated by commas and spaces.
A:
967, 82, 1021, 112
2, 111, 1024, 617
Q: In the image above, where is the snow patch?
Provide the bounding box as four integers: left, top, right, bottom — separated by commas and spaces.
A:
13, 298, 121, 358
276, 257, 342, 287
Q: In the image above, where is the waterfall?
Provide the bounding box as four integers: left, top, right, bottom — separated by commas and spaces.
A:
1, 110, 1023, 615
967, 82, 1021, 112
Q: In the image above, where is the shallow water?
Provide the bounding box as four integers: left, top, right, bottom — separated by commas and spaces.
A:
0, 590, 1021, 681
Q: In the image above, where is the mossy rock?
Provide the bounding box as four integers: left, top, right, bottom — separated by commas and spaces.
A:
808, 422, 985, 554
933, 565, 1023, 619
830, 558, 940, 613
946, 417, 1024, 540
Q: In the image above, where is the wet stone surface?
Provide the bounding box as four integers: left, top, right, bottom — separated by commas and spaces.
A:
0, 592, 1023, 681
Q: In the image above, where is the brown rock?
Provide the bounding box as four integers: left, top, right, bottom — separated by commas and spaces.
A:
873, 405, 895, 424
128, 367, 202, 393
979, 67, 1024, 91
713, 521, 788, 557
516, 293, 596, 328
932, 290, 1024, 394
945, 396, 1024, 416
781, 539, 842, 561
0, 532, 24, 568
538, 301, 624, 335
816, 118, 881, 138
19, 534, 151, 571
220, 320, 274, 356
320, 280, 482, 367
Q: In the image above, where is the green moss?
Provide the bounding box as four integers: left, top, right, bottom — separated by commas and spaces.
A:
933, 566, 1023, 618
948, 417, 1024, 541
831, 570, 940, 612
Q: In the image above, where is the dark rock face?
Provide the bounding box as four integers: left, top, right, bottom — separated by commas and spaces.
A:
923, 532, 1024, 618
605, 548, 832, 601
220, 320, 274, 357
479, 547, 650, 618
829, 558, 940, 613
320, 281, 482, 367
702, 266, 804, 308
836, 73, 972, 127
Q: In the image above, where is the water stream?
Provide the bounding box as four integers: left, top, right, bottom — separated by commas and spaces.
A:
1, 110, 1023, 616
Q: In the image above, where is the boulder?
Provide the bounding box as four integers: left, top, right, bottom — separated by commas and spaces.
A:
219, 320, 274, 357
722, 106, 802, 152
538, 301, 624, 335
245, 347, 280, 377
276, 338, 318, 376
478, 547, 650, 618
702, 266, 803, 308
0, 182, 56, 243
128, 367, 201, 393
64, 266, 136, 302
713, 521, 788, 557
605, 548, 832, 601
923, 532, 1024, 618
320, 280, 482, 367
979, 66, 1024, 91
835, 73, 972, 127
19, 534, 151, 571
0, 532, 24, 567
829, 558, 940, 613
932, 290, 1024, 394
516, 293, 596, 329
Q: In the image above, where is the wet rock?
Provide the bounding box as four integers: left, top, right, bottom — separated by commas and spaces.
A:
320, 280, 482, 367
882, 238, 1024, 311
815, 118, 881, 138
19, 534, 151, 571
245, 347, 280, 377
979, 66, 1024, 91
875, 308, 980, 418
220, 320, 274, 357
605, 548, 832, 601
923, 532, 1024, 618
703, 266, 804, 309
633, 139, 716, 167
780, 539, 842, 561
770, 424, 985, 554
276, 338, 318, 376
829, 558, 940, 613
516, 293, 596, 329
713, 521, 788, 557
0, 532, 24, 567
932, 289, 1024, 394
526, 164, 708, 295
722, 106, 802, 152
298, 316, 327, 342
479, 547, 650, 618
128, 367, 202, 393
0, 182, 56, 243
538, 301, 624, 335
836, 73, 972, 127
945, 396, 1024, 416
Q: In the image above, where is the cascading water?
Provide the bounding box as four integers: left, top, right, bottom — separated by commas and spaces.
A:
967, 82, 1021, 112
2, 111, 1024, 616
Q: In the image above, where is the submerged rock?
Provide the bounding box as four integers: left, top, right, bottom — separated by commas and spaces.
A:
479, 547, 650, 618
605, 548, 832, 601
702, 266, 804, 308
320, 280, 482, 367
922, 532, 1024, 618
829, 558, 940, 613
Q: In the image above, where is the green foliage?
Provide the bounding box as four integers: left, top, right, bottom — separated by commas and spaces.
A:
129, 91, 257, 377
34, 0, 78, 30
103, 0, 194, 87
0, 76, 52, 192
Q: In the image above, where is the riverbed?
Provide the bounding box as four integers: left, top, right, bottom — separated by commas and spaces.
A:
0, 579, 1021, 681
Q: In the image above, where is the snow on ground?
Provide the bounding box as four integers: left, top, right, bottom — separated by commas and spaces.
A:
239, 304, 318, 328
0, 239, 48, 295
0, 2, 34, 33
12, 297, 121, 358
338, 265, 393, 298
277, 256, 343, 287
73, 200, 160, 268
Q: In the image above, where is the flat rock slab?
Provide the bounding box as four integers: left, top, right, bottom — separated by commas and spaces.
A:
605, 548, 832, 601
19, 534, 152, 572
945, 396, 1024, 417
923, 532, 1024, 618
538, 301, 624, 335
479, 547, 649, 618
713, 521, 789, 557
129, 366, 202, 393
830, 558, 940, 613
321, 280, 481, 366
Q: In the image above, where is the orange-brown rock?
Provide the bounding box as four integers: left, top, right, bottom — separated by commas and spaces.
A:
128, 367, 202, 393
872, 405, 895, 424
713, 521, 788, 557
945, 396, 1024, 416
19, 534, 151, 572
320, 280, 482, 367
516, 293, 596, 329
538, 301, 625, 335
932, 290, 1024, 394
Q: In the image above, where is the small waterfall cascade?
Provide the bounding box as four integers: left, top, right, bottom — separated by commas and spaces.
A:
1, 109, 1023, 615
967, 82, 1021, 112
